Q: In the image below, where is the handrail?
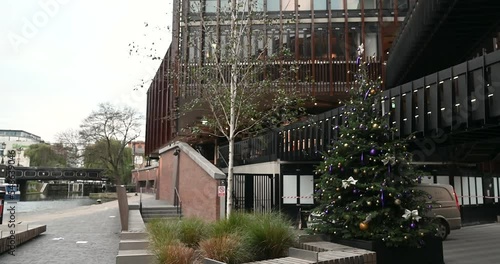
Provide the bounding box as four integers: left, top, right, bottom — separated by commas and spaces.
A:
139, 187, 143, 214
174, 187, 182, 217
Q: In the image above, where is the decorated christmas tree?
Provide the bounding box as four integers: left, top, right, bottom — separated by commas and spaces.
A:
311, 44, 436, 248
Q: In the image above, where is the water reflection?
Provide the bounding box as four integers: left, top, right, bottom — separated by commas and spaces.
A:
14, 192, 112, 213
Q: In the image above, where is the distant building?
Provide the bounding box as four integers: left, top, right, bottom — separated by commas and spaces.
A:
128, 141, 146, 169
0, 129, 43, 167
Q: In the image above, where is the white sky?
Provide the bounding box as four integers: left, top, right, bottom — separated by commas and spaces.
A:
0, 0, 172, 142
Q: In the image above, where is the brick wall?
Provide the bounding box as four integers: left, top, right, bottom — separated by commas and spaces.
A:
157, 144, 225, 221
132, 166, 158, 193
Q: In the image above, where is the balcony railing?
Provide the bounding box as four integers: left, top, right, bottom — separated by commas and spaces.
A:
218, 50, 500, 167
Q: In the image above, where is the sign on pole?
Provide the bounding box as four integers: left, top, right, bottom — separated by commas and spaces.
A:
218, 186, 226, 197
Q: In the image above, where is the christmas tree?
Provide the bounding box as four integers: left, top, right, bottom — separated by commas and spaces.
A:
311, 44, 436, 248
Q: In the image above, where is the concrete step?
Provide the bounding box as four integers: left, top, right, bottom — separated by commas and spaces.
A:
142, 216, 181, 223
141, 207, 179, 212
141, 209, 180, 214
116, 249, 154, 264
119, 239, 149, 250
141, 211, 181, 216
121, 232, 148, 240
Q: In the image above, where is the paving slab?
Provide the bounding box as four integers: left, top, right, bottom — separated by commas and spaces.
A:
0, 193, 151, 264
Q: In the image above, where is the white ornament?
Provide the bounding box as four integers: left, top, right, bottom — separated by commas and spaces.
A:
382, 153, 397, 166
342, 176, 358, 189
402, 209, 422, 222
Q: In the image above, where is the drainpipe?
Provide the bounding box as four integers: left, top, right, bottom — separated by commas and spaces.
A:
173, 147, 180, 202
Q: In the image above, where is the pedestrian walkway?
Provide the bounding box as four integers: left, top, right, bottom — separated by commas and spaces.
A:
0, 193, 145, 264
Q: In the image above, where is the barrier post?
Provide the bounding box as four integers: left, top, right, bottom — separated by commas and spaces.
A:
0, 191, 4, 225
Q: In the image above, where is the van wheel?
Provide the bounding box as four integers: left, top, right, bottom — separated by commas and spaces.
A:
435, 220, 449, 240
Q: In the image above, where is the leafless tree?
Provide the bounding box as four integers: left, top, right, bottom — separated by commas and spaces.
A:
79, 103, 143, 185
176, 0, 310, 217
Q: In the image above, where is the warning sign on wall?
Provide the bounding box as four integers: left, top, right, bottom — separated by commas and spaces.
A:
218, 186, 226, 197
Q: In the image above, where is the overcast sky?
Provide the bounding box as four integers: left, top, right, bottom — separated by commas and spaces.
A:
0, 0, 172, 142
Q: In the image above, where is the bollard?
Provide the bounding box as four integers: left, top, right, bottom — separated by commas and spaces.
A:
0, 190, 4, 225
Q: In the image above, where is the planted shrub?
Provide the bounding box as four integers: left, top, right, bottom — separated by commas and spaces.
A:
177, 217, 208, 248
147, 218, 181, 250
244, 212, 297, 261
158, 242, 197, 264
210, 212, 253, 238
147, 212, 297, 263
199, 234, 250, 264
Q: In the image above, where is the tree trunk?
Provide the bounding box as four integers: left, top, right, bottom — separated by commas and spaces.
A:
226, 0, 237, 219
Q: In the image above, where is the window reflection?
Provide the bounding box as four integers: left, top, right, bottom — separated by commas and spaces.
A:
205, 0, 216, 12
346, 0, 361, 10
331, 0, 344, 10
314, 0, 327, 10
267, 0, 279, 11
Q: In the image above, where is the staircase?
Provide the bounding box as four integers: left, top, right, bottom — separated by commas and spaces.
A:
140, 205, 182, 223
116, 209, 154, 264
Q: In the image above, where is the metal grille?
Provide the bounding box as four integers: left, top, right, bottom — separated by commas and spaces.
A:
233, 174, 276, 213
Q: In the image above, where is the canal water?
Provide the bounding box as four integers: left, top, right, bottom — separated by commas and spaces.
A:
13, 192, 110, 214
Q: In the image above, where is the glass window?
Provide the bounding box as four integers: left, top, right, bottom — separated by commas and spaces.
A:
238, 1, 249, 12
382, 0, 393, 9
298, 0, 311, 10
363, 0, 377, 9
398, 0, 408, 10
346, 0, 361, 10
221, 0, 230, 12
205, 0, 217, 12
190, 0, 201, 13
314, 0, 327, 10
282, 0, 294, 11
252, 0, 264, 11
267, 0, 280, 11
331, 0, 344, 10
331, 25, 344, 58
365, 32, 378, 57
313, 27, 328, 59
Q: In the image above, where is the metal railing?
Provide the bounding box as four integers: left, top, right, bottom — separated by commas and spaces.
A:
174, 187, 182, 217
218, 50, 500, 166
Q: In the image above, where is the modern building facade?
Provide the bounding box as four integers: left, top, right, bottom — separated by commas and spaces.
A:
144, 0, 500, 224
145, 0, 413, 157
0, 129, 43, 167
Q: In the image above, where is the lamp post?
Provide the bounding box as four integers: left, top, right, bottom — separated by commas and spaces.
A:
16, 147, 22, 166
0, 142, 5, 164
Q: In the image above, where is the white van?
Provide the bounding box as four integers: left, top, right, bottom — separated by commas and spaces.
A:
415, 183, 462, 240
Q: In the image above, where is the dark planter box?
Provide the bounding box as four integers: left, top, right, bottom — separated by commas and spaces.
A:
332, 237, 444, 264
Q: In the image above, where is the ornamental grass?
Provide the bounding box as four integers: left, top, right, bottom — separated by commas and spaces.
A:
147, 212, 298, 264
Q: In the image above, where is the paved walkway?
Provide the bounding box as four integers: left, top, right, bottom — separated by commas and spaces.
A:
0, 193, 155, 264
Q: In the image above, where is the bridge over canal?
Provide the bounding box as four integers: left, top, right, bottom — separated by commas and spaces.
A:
0, 166, 107, 195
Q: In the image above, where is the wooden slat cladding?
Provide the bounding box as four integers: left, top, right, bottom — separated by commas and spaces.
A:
145, 0, 406, 156
176, 59, 383, 99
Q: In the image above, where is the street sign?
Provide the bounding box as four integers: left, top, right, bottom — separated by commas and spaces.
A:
218, 186, 225, 197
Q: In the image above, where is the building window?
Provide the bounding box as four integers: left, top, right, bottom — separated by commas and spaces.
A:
298, 0, 311, 11
346, 0, 361, 10
190, 0, 201, 13
205, 0, 217, 12
314, 0, 327, 10
282, 0, 294, 11
252, 0, 264, 11
363, 0, 377, 9
331, 0, 344, 10
267, 0, 280, 11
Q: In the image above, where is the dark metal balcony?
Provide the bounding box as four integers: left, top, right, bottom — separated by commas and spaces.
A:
386, 0, 500, 88
218, 50, 500, 167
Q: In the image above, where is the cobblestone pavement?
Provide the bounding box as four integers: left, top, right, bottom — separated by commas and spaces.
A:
0, 194, 149, 264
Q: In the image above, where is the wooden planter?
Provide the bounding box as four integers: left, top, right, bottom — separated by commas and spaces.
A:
332, 237, 444, 264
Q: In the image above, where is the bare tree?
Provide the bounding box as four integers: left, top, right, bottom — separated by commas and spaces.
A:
176, 0, 310, 217
79, 103, 143, 185
55, 129, 84, 167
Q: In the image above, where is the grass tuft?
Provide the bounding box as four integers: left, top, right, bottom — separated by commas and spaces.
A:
199, 234, 250, 264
